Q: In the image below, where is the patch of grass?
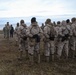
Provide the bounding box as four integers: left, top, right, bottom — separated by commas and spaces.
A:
0, 34, 76, 75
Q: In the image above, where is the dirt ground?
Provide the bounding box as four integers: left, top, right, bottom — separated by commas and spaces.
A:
0, 33, 76, 75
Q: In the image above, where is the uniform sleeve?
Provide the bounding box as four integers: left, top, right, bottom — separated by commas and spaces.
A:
54, 27, 58, 37
71, 24, 75, 36
26, 26, 33, 37
38, 27, 43, 36
44, 26, 49, 38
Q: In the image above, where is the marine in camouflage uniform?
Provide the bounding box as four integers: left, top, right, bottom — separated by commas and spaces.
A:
27, 17, 43, 65
56, 20, 71, 59
44, 19, 56, 62
18, 20, 28, 59
54, 21, 60, 58
70, 18, 76, 58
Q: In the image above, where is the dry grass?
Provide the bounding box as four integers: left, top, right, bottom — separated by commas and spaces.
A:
0, 32, 76, 75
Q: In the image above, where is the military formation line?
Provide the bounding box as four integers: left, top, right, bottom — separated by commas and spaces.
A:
3, 17, 76, 65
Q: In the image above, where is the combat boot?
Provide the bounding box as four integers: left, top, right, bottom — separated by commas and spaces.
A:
34, 51, 40, 64
18, 51, 23, 60
29, 54, 34, 66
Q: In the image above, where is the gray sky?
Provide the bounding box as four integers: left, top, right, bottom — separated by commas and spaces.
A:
0, 0, 76, 18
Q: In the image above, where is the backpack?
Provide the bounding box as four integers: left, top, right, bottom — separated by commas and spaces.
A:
30, 25, 41, 42
47, 25, 56, 40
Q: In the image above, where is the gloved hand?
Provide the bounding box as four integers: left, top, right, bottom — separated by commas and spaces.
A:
65, 34, 69, 38
33, 34, 40, 42
49, 35, 55, 40
33, 34, 38, 38
61, 36, 66, 42
22, 36, 27, 40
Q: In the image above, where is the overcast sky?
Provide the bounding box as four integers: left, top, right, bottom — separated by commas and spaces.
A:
0, 0, 76, 18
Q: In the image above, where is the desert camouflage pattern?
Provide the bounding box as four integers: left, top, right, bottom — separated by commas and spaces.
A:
27, 22, 43, 55
44, 23, 56, 61
18, 24, 28, 52
56, 21, 72, 59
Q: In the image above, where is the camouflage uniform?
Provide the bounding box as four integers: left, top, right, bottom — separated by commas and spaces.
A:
18, 20, 28, 59
44, 19, 56, 62
70, 18, 76, 58
54, 24, 60, 56
27, 17, 43, 64
57, 21, 71, 59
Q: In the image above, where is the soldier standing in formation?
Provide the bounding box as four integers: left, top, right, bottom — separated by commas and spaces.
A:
70, 18, 76, 58
18, 20, 28, 59
44, 19, 56, 62
27, 17, 43, 65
